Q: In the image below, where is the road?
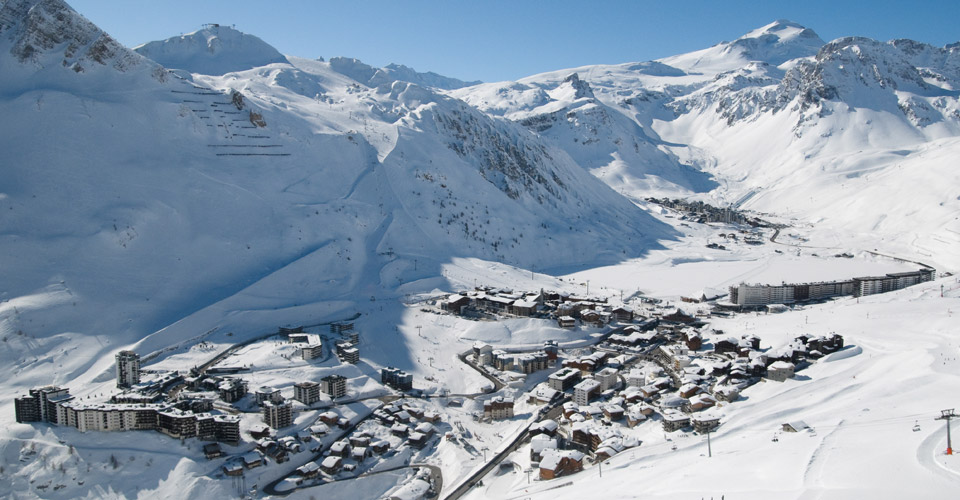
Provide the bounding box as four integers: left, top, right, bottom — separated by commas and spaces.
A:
442, 396, 569, 500
457, 350, 505, 393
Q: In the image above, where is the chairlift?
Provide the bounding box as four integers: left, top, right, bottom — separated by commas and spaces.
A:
671, 443, 678, 451
913, 421, 921, 432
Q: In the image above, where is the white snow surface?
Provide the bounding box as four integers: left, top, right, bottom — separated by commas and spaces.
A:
2, 1, 960, 499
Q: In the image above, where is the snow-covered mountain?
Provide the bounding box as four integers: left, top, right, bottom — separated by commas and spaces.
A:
327, 56, 482, 90
133, 24, 288, 75
452, 20, 960, 270
0, 0, 673, 397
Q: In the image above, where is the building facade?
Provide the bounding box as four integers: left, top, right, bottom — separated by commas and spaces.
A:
262, 401, 293, 429
321, 374, 347, 399
115, 351, 141, 388
294, 381, 321, 405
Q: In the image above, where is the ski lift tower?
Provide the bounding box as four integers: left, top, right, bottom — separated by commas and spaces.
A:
936, 408, 956, 455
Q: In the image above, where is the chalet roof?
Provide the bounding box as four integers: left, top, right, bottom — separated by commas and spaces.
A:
539, 449, 585, 470
530, 434, 559, 453
769, 361, 796, 370
536, 419, 559, 432
783, 420, 810, 432
321, 456, 341, 468
298, 462, 320, 473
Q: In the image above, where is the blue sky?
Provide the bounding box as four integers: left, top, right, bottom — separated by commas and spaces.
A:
70, 0, 960, 83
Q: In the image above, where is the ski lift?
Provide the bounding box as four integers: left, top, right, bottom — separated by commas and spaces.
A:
913, 421, 922, 432
772, 435, 779, 442
671, 443, 678, 451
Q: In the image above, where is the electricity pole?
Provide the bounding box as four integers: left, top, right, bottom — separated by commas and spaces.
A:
936, 409, 957, 455
706, 427, 713, 458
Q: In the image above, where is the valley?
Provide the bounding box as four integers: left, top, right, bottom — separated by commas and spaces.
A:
1, 1, 959, 499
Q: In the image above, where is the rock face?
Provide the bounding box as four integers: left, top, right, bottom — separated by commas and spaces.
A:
0, 0, 141, 71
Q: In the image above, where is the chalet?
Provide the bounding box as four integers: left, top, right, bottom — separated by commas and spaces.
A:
408, 431, 429, 448
741, 334, 761, 350
242, 451, 263, 469
530, 434, 559, 462
509, 299, 538, 317
318, 411, 339, 425
223, 463, 244, 477
562, 401, 580, 419
203, 443, 223, 460
422, 410, 441, 423
320, 456, 342, 474
371, 440, 391, 455
249, 425, 271, 440
351, 447, 371, 462
442, 294, 470, 314
626, 408, 647, 427
557, 316, 576, 328
678, 383, 701, 399
687, 393, 717, 412
603, 404, 625, 421
638, 384, 661, 399
580, 310, 609, 328
297, 461, 321, 478
767, 361, 796, 382
415, 422, 436, 436
529, 385, 560, 405
539, 449, 585, 480
530, 419, 559, 438
714, 385, 740, 402
483, 396, 515, 420
714, 338, 740, 355
782, 420, 810, 433
611, 306, 634, 323
390, 423, 409, 436
621, 386, 645, 404
297, 429, 312, 442
309, 423, 330, 436
349, 435, 371, 448
543, 340, 559, 361
662, 309, 697, 324
682, 329, 702, 351
329, 440, 351, 457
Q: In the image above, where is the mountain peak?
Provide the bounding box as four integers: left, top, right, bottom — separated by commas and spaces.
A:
730, 19, 824, 65
134, 24, 287, 75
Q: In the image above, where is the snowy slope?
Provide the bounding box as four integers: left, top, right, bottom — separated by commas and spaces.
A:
463, 278, 960, 500
133, 24, 287, 75
454, 20, 960, 270
0, 0, 673, 406
327, 56, 481, 90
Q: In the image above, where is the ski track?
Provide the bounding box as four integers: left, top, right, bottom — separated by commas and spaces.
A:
799, 419, 844, 499
916, 423, 960, 483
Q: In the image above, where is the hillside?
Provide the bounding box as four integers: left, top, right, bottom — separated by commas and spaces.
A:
3, 3, 960, 499
0, 0, 672, 397
452, 20, 960, 271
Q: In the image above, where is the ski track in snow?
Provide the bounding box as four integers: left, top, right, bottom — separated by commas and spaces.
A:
799, 419, 844, 499
916, 423, 960, 483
